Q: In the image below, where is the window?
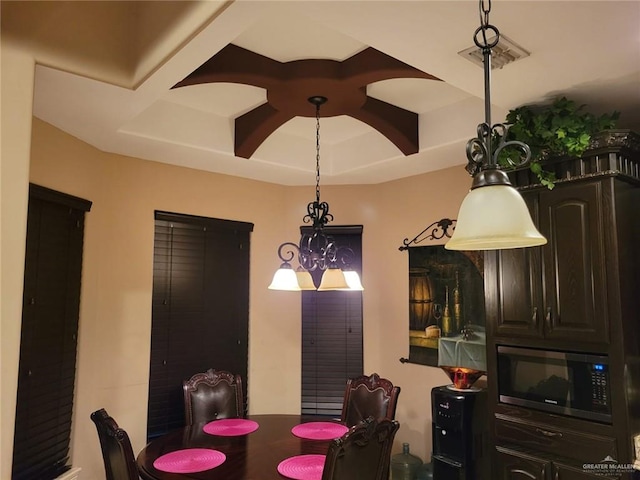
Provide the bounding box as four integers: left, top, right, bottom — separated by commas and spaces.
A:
147, 211, 253, 439
13, 185, 91, 480
301, 227, 363, 416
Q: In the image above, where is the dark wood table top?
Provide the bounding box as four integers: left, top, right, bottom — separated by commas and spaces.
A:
136, 414, 338, 480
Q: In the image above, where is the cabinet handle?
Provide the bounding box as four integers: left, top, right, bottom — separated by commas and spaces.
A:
532, 307, 538, 327
545, 307, 553, 327
536, 427, 562, 438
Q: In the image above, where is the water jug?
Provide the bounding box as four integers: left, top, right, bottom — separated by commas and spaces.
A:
391, 442, 423, 480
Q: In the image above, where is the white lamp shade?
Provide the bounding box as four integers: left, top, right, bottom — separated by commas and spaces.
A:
268, 267, 301, 291
446, 185, 547, 251
317, 268, 349, 291
296, 269, 317, 290
343, 271, 364, 291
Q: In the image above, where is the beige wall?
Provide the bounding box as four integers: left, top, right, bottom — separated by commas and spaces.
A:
25, 117, 471, 478
1, 37, 35, 480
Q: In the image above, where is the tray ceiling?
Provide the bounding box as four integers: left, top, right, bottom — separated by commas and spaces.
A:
5, 0, 638, 185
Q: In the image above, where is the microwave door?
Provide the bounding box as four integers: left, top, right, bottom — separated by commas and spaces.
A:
497, 346, 611, 423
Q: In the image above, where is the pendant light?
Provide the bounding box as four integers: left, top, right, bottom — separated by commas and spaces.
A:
445, 0, 546, 251
268, 96, 363, 291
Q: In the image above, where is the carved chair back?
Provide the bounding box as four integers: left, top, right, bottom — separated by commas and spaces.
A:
183, 369, 244, 425
340, 373, 400, 427
90, 408, 139, 480
321, 416, 400, 480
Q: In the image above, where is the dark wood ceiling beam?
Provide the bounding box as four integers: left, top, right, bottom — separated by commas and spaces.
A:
173, 44, 282, 89
173, 44, 439, 157
234, 103, 293, 159
349, 96, 420, 156
342, 47, 441, 85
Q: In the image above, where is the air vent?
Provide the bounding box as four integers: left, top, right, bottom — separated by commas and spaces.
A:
458, 34, 530, 69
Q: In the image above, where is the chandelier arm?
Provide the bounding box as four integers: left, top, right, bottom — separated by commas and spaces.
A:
276, 242, 300, 264
492, 124, 532, 168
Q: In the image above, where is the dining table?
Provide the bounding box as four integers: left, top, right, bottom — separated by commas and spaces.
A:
136, 414, 349, 480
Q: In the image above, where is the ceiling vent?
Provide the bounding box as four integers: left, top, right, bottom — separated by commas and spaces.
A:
458, 34, 530, 69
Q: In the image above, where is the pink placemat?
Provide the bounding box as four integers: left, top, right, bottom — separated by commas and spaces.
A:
291, 421, 349, 441
153, 448, 225, 473
203, 418, 259, 436
277, 454, 326, 480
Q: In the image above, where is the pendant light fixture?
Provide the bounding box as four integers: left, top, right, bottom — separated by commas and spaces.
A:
445, 0, 546, 251
268, 96, 364, 292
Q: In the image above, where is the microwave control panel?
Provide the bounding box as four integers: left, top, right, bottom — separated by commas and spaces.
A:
590, 363, 610, 409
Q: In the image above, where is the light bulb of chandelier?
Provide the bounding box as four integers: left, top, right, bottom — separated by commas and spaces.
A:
268, 263, 301, 291
295, 268, 317, 290
341, 270, 364, 291
317, 266, 349, 291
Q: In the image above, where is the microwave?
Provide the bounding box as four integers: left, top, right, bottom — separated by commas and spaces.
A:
497, 346, 611, 423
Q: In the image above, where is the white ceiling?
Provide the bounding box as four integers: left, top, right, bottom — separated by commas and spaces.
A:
18, 1, 640, 185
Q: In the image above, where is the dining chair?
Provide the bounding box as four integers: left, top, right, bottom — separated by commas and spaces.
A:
321, 416, 400, 480
183, 368, 244, 425
340, 373, 401, 427
90, 408, 139, 480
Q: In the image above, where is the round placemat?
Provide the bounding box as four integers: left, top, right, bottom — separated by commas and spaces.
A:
203, 418, 259, 436
277, 454, 326, 480
291, 421, 349, 440
153, 448, 225, 473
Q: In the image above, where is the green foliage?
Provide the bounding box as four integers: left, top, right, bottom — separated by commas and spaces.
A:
497, 96, 619, 188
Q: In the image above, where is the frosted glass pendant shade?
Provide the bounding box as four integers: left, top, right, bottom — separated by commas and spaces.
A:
268, 266, 301, 291
317, 268, 349, 291
296, 269, 317, 290
446, 185, 547, 251
343, 271, 364, 291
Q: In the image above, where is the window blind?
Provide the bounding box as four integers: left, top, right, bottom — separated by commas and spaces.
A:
301, 227, 363, 416
147, 211, 252, 439
12, 185, 91, 480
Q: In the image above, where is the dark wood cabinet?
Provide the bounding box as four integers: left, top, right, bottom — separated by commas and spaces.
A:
494, 181, 608, 344
496, 447, 618, 480
496, 448, 549, 480
486, 131, 640, 480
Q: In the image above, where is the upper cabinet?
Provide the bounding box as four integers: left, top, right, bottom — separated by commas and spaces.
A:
493, 180, 609, 345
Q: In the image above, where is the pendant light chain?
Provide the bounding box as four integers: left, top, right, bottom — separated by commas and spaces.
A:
479, 0, 491, 32
315, 100, 321, 205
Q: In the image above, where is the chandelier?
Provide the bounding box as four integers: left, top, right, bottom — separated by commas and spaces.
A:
268, 96, 364, 291
445, 0, 546, 251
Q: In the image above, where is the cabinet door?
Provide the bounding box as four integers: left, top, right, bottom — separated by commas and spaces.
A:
496, 448, 549, 480
553, 462, 617, 480
538, 182, 609, 343
494, 194, 544, 338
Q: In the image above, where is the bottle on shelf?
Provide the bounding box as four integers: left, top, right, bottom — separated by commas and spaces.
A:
452, 270, 462, 333
441, 285, 453, 337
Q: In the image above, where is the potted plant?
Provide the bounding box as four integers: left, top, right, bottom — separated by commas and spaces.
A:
497, 96, 620, 189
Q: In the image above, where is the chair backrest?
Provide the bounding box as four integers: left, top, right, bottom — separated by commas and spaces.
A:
90, 408, 139, 480
322, 416, 400, 480
340, 373, 400, 427
182, 369, 244, 425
